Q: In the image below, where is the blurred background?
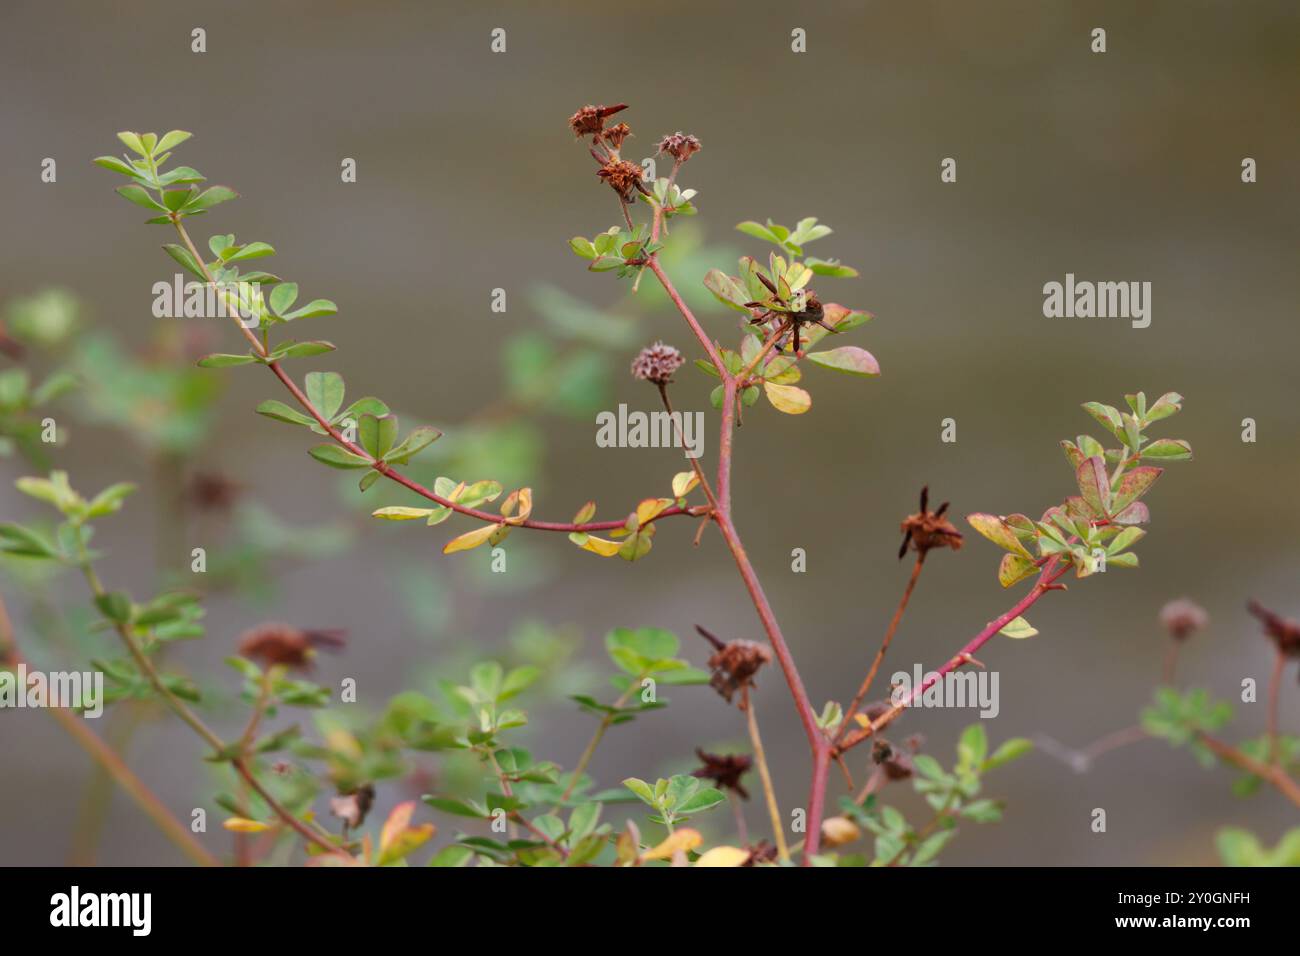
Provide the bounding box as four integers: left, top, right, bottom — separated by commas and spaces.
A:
1, 0, 1298, 865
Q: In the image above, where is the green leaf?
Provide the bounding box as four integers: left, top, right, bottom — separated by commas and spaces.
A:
308, 444, 371, 469
116, 131, 147, 156
86, 482, 137, 517
805, 257, 859, 278
304, 371, 345, 420
804, 346, 879, 377
184, 186, 238, 213
385, 426, 442, 464
0, 523, 62, 559
162, 243, 206, 280
568, 237, 597, 259
255, 399, 315, 427
223, 241, 275, 263
998, 616, 1038, 639
997, 553, 1037, 588
1111, 466, 1162, 513
702, 269, 750, 312
966, 514, 1034, 559
94, 591, 132, 624
1074, 455, 1111, 516
156, 130, 193, 153
982, 737, 1033, 771
93, 155, 137, 177
622, 777, 656, 806
269, 282, 299, 316
116, 185, 167, 212
958, 724, 988, 768
1144, 392, 1183, 423
371, 506, 434, 521
1141, 438, 1193, 461
268, 340, 336, 361
196, 352, 258, 368
674, 787, 726, 815
1081, 402, 1124, 440
281, 299, 338, 321
358, 413, 398, 459
735, 221, 781, 244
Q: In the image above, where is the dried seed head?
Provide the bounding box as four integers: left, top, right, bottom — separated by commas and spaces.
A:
630, 341, 684, 385
569, 103, 628, 138
328, 783, 375, 830
601, 122, 632, 150
597, 158, 648, 200
237, 623, 346, 671
691, 749, 752, 800
743, 840, 778, 866
1159, 598, 1208, 642
657, 131, 702, 163
872, 737, 919, 781
898, 485, 963, 558
1248, 600, 1300, 659
706, 639, 771, 704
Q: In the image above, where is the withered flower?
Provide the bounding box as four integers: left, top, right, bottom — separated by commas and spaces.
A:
601, 122, 632, 150
1159, 598, 1208, 642
328, 783, 375, 830
568, 103, 628, 138
898, 485, 963, 559
657, 132, 702, 163
743, 840, 778, 866
237, 623, 346, 671
696, 625, 771, 704
744, 273, 837, 357
1248, 600, 1300, 658
691, 749, 752, 799
872, 735, 923, 781
188, 471, 243, 512
630, 341, 684, 385
597, 158, 650, 201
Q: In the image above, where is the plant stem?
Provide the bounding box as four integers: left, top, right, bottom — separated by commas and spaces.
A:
836, 553, 927, 747
742, 688, 790, 861
837, 560, 1071, 755
1267, 649, 1286, 765
557, 683, 638, 806
1197, 733, 1300, 809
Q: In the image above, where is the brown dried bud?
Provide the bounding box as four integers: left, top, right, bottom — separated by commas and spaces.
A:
237, 623, 346, 671
188, 471, 243, 512
601, 122, 632, 150
707, 639, 771, 704
597, 158, 648, 201
328, 783, 374, 830
657, 132, 702, 162
630, 341, 684, 385
743, 841, 778, 866
1159, 598, 1208, 642
898, 485, 963, 559
872, 736, 922, 781
569, 103, 628, 138
691, 749, 752, 800
1248, 600, 1300, 658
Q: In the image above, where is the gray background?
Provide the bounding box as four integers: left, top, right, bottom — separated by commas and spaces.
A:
1, 0, 1298, 865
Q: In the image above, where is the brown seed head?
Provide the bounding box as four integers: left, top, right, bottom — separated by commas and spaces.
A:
569, 103, 628, 138
1159, 598, 1208, 642
657, 132, 702, 163
601, 122, 632, 150
691, 749, 752, 800
597, 158, 648, 201
237, 623, 346, 671
1248, 600, 1300, 658
328, 783, 375, 830
630, 341, 684, 385
898, 485, 963, 559
707, 639, 772, 704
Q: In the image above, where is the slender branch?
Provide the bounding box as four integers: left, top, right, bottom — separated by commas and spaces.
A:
741, 688, 789, 861
656, 383, 718, 512
556, 682, 638, 807
836, 553, 927, 747
1267, 649, 1286, 765
837, 559, 1072, 756
646, 256, 727, 375
0, 593, 219, 867
1197, 733, 1300, 809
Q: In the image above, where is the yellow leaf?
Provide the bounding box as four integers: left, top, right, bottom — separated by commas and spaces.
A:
572, 500, 597, 524
578, 535, 621, 557
223, 816, 273, 833
764, 381, 811, 415
641, 828, 702, 862
500, 487, 534, 525
634, 497, 672, 525
443, 523, 499, 554
671, 471, 699, 498
380, 801, 416, 854
371, 506, 433, 521
820, 815, 862, 847
694, 845, 750, 867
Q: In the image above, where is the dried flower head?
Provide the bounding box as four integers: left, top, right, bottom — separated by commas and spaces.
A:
597, 158, 649, 201
691, 749, 752, 799
657, 131, 702, 163
743, 840, 778, 866
872, 735, 923, 781
899, 485, 963, 559
568, 103, 627, 139
328, 783, 375, 830
630, 341, 684, 385
601, 122, 632, 150
1159, 598, 1208, 642
696, 625, 771, 704
237, 623, 346, 671
1248, 600, 1300, 659
188, 471, 243, 512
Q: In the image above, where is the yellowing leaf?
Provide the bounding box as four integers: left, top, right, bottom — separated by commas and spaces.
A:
443, 523, 499, 554
576, 535, 621, 557
572, 500, 597, 524
500, 487, 534, 525
997, 553, 1038, 588
694, 845, 750, 867
635, 497, 672, 525
641, 828, 702, 862
967, 513, 1034, 560
379, 801, 415, 854
999, 616, 1039, 639
764, 381, 811, 414
371, 506, 433, 521
671, 471, 699, 498
223, 817, 273, 833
